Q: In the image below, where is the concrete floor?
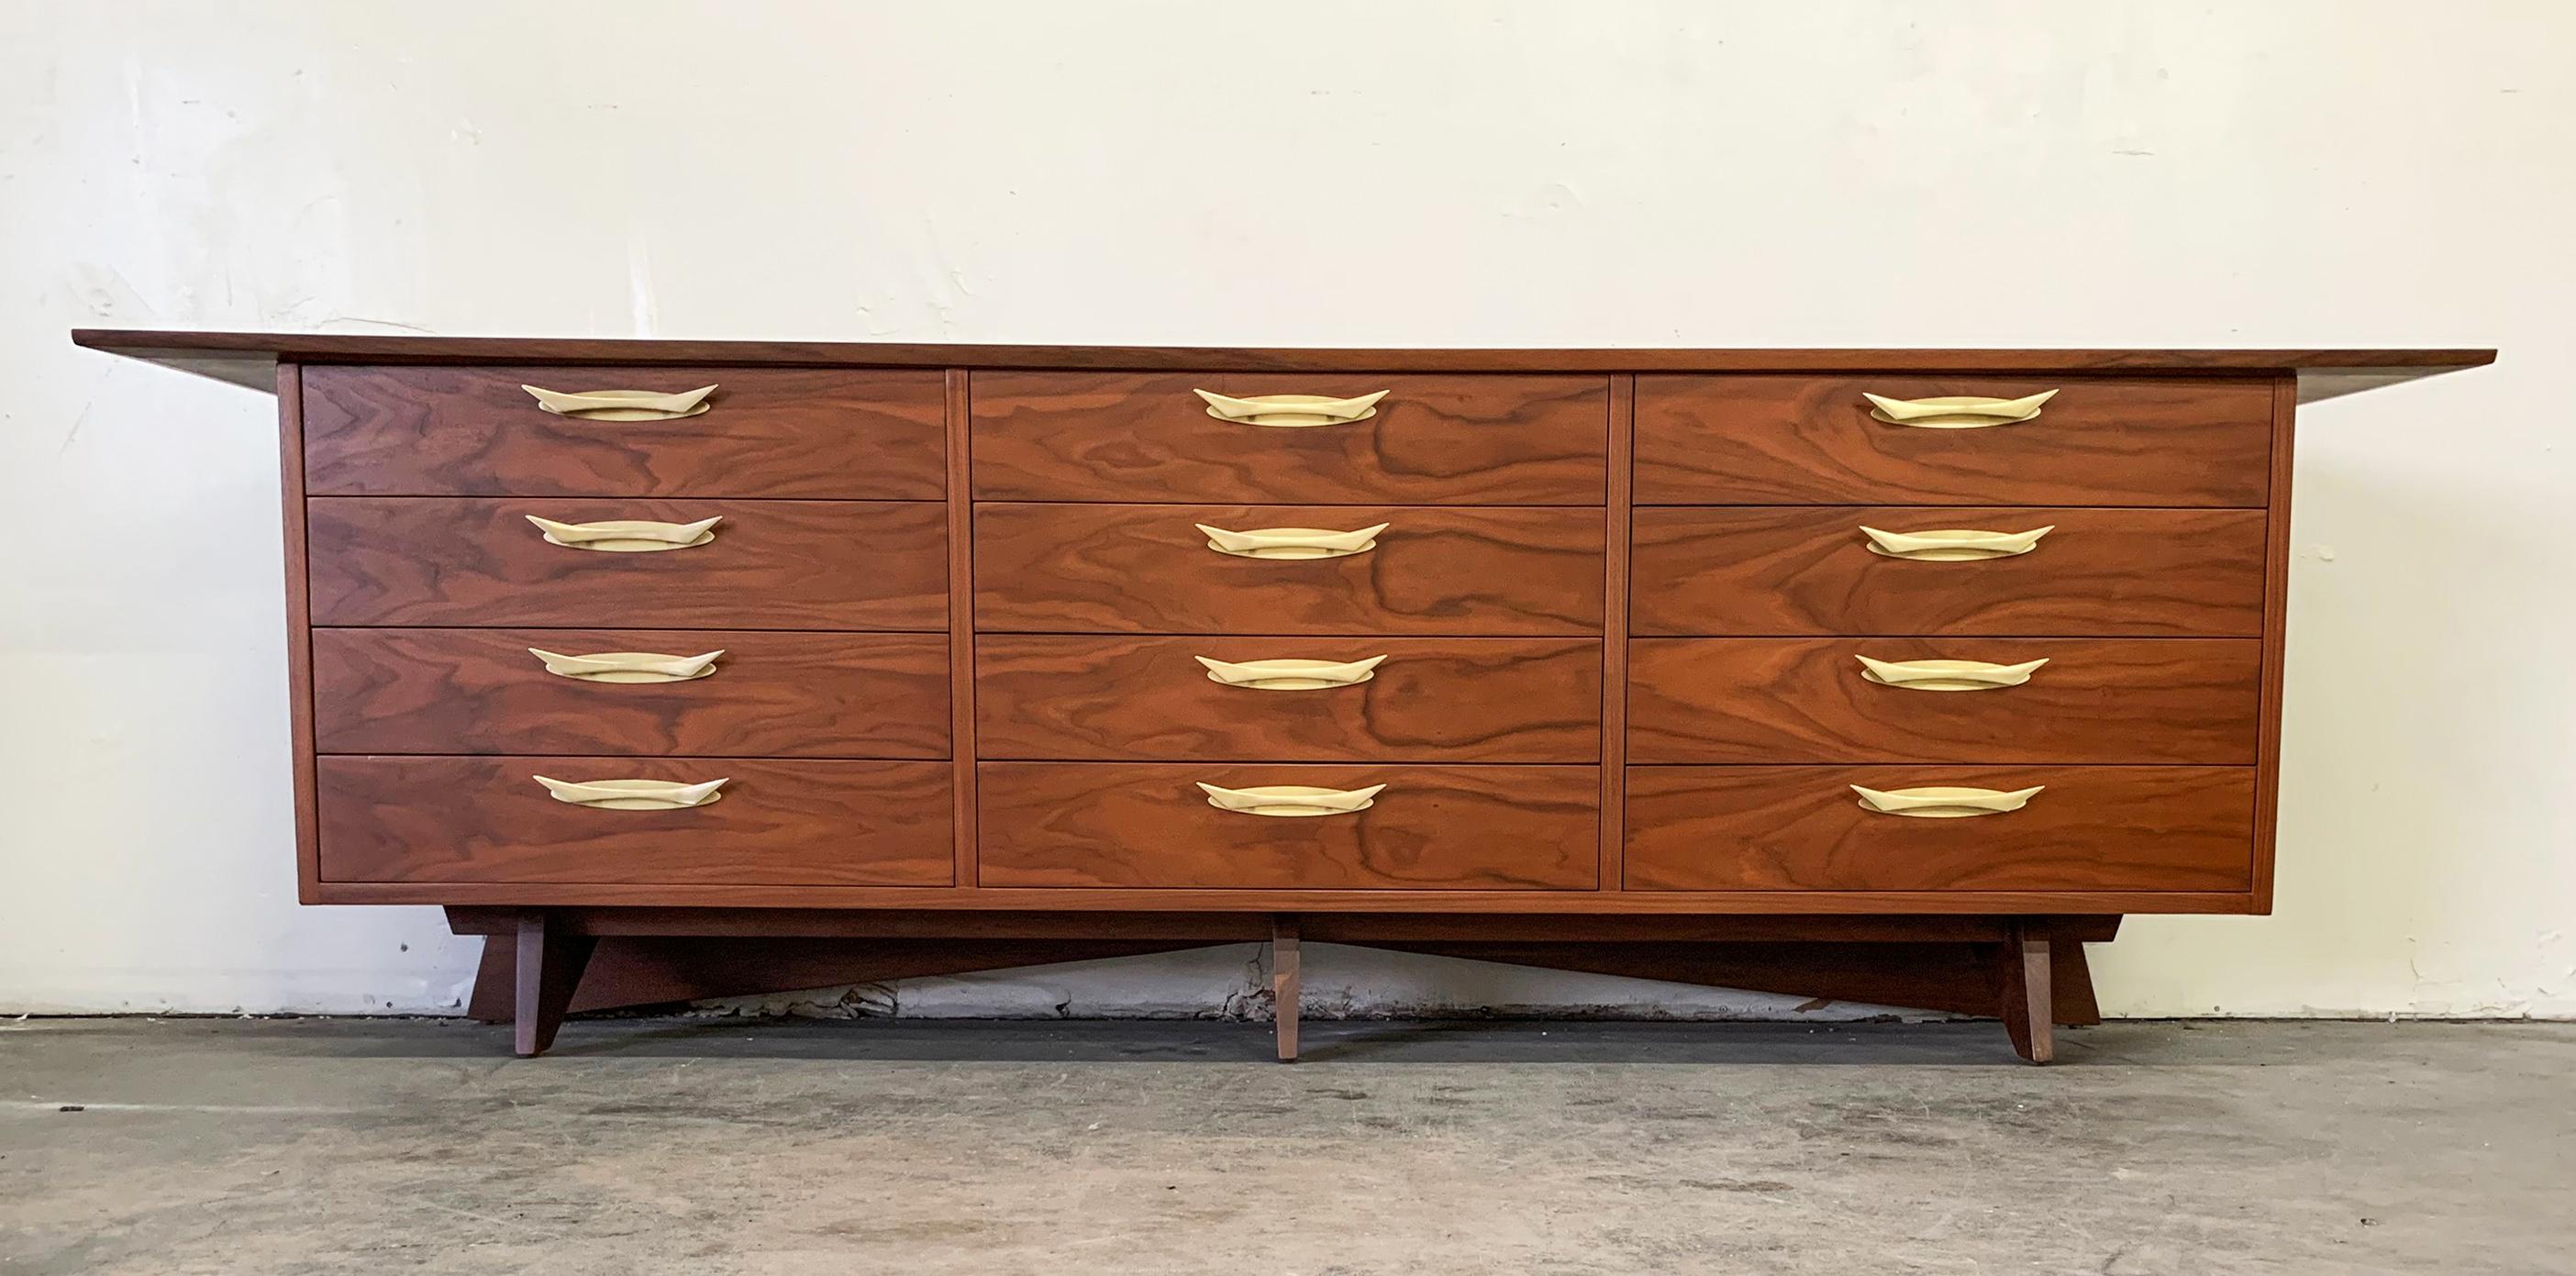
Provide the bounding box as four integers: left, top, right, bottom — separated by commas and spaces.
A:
1, 1018, 2568, 1275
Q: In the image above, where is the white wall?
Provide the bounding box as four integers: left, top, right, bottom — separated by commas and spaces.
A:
3, 1, 2569, 1018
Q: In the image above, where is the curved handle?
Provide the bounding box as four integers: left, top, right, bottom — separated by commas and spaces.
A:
1195, 654, 1387, 691
526, 515, 721, 552
522, 383, 717, 421
1194, 389, 1389, 427
1197, 782, 1385, 817
1850, 784, 2044, 818
1859, 524, 2052, 561
1197, 522, 1389, 560
1862, 389, 2058, 427
534, 775, 728, 810
1855, 655, 2048, 692
528, 648, 725, 683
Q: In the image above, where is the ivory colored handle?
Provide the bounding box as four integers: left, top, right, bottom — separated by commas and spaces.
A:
534, 775, 729, 810
1859, 524, 2052, 560
1197, 522, 1390, 560
1196, 782, 1385, 817
528, 648, 726, 683
1861, 389, 2058, 427
526, 515, 722, 552
1854, 655, 2049, 692
1195, 654, 1387, 691
1850, 784, 2044, 818
522, 383, 717, 421
1194, 389, 1389, 427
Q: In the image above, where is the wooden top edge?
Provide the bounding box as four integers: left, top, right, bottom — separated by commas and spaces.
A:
71, 328, 2495, 377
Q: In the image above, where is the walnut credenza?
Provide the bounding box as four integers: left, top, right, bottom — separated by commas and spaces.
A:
75, 331, 2492, 1061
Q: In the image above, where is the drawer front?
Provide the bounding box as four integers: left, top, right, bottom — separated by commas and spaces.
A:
303, 365, 946, 499
307, 498, 948, 629
1630, 506, 2266, 637
1625, 766, 2253, 892
1629, 638, 2260, 764
974, 504, 1604, 635
312, 629, 950, 758
1634, 375, 2271, 506
971, 372, 1607, 505
316, 757, 951, 886
977, 636, 1600, 762
979, 763, 1597, 889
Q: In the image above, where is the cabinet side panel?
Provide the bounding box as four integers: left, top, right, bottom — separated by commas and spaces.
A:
2252, 375, 2296, 913
281, 362, 320, 902
1601, 375, 1631, 890
948, 368, 978, 889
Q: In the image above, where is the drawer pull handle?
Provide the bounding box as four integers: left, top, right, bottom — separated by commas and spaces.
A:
534, 775, 728, 810
522, 383, 717, 421
1851, 784, 2044, 818
1197, 522, 1389, 560
1862, 389, 2058, 427
1855, 655, 2048, 692
1859, 524, 2052, 561
1197, 782, 1385, 817
528, 648, 725, 683
526, 515, 722, 552
1194, 389, 1389, 427
1195, 654, 1387, 691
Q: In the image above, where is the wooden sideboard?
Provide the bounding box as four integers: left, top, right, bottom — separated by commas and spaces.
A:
73, 331, 2493, 1062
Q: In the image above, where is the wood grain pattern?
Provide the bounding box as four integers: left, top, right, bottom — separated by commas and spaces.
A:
1630, 506, 2267, 637
2252, 376, 2297, 914
1635, 375, 2272, 506
512, 911, 593, 1057
974, 635, 1599, 761
970, 372, 1607, 505
1625, 766, 2255, 892
279, 363, 322, 904
310, 628, 949, 758
1600, 375, 1634, 891
317, 756, 951, 886
302, 365, 946, 498
334, 879, 2251, 914
974, 503, 1603, 635
1628, 638, 2261, 764
305, 497, 947, 629
73, 328, 2497, 376
1999, 920, 2053, 1063
946, 370, 982, 889
977, 763, 1597, 890
440, 906, 2117, 943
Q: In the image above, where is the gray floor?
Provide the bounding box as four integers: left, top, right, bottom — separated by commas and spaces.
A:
1, 1017, 2569, 1275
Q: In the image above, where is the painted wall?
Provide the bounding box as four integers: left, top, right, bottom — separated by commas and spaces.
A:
3, 2, 2568, 1018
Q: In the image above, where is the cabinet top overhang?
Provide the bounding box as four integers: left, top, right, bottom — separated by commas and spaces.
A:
71, 328, 2494, 404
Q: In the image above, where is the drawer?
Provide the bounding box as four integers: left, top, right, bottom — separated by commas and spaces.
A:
316, 757, 951, 886
974, 504, 1603, 635
1628, 638, 2260, 764
978, 763, 1597, 889
1634, 375, 2271, 506
307, 498, 947, 629
302, 365, 946, 499
1630, 506, 2266, 637
971, 372, 1606, 505
977, 636, 1599, 762
1625, 766, 2253, 892
312, 629, 950, 758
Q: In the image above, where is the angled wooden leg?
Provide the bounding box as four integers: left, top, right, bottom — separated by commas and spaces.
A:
1272, 915, 1301, 1063
514, 910, 594, 1058
1998, 919, 2053, 1065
